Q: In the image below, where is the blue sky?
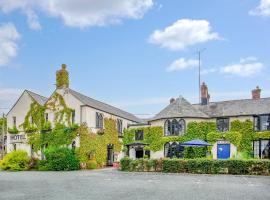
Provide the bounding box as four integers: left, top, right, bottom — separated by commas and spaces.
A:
0, 0, 269, 117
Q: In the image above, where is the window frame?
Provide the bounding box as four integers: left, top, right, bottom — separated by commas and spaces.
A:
135, 130, 144, 141
96, 112, 104, 129
117, 119, 123, 136
12, 116, 16, 127
164, 118, 186, 136
217, 117, 230, 132
254, 114, 270, 132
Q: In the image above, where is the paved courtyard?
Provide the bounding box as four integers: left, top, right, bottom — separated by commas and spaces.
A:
0, 169, 269, 200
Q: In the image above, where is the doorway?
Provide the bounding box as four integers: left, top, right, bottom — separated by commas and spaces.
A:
107, 144, 114, 166
135, 148, 144, 159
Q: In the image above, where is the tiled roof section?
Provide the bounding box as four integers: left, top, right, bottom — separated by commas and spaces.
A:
193, 98, 270, 117
26, 90, 48, 105
69, 89, 142, 123
150, 96, 210, 121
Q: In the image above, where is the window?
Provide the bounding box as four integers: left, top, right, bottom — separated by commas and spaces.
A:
117, 119, 123, 136
135, 130, 144, 140
72, 111, 75, 124
30, 116, 33, 124
254, 115, 270, 131
12, 116, 16, 127
164, 119, 186, 136
72, 141, 76, 150
96, 113, 103, 129
253, 140, 270, 159
45, 113, 49, 122
164, 142, 184, 158
217, 118, 229, 132
179, 119, 185, 135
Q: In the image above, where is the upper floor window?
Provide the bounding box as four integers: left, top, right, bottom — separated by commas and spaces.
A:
217, 118, 229, 132
12, 116, 16, 127
72, 111, 75, 124
135, 130, 144, 140
45, 113, 49, 122
117, 119, 123, 136
96, 112, 103, 129
254, 115, 270, 131
164, 119, 185, 136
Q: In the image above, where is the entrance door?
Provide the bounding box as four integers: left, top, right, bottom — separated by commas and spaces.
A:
135, 148, 144, 159
107, 144, 114, 166
217, 144, 230, 159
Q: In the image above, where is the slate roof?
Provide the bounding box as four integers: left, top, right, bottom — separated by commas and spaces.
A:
26, 90, 48, 105
193, 98, 270, 118
150, 96, 210, 121
69, 89, 142, 123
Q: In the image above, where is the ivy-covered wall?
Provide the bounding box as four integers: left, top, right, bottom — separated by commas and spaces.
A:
76, 118, 121, 167
124, 120, 270, 158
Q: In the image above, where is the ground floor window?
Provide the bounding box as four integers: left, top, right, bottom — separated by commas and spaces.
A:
164, 142, 184, 158
253, 140, 270, 159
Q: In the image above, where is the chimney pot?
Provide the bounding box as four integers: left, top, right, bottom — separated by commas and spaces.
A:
201, 82, 210, 105
252, 86, 261, 100
170, 98, 175, 104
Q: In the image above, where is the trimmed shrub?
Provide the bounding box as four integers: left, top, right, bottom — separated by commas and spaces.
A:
87, 160, 97, 170
0, 150, 30, 171
120, 158, 270, 175
44, 147, 79, 171
38, 160, 49, 171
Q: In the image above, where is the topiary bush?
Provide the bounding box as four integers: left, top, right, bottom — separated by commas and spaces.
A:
0, 150, 30, 171
86, 160, 97, 170
44, 147, 79, 171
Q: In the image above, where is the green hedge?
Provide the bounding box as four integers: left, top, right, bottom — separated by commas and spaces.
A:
120, 158, 270, 175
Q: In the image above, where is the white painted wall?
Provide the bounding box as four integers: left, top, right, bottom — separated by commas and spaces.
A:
6, 91, 34, 154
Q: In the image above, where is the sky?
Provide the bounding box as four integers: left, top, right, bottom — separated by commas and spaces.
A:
0, 0, 270, 117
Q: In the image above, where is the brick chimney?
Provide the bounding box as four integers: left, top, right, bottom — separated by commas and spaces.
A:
170, 98, 175, 104
201, 82, 210, 105
252, 86, 261, 100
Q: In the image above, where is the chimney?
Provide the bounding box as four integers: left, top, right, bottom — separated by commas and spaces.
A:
252, 86, 261, 100
56, 64, 70, 89
170, 98, 175, 104
201, 82, 210, 105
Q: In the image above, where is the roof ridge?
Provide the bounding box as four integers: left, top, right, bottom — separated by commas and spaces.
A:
193, 96, 270, 106
25, 89, 48, 100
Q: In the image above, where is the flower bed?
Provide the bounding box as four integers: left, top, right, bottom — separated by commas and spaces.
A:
120, 157, 270, 175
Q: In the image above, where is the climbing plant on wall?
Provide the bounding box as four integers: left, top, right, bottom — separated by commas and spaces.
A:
76, 118, 122, 167
123, 126, 164, 152
56, 64, 69, 88
45, 92, 74, 126
22, 92, 77, 152
231, 120, 254, 153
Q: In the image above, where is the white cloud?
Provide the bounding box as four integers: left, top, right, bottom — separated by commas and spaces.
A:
220, 57, 264, 77
167, 58, 198, 72
249, 0, 270, 17
0, 0, 154, 29
0, 23, 20, 66
149, 19, 220, 51
201, 68, 218, 75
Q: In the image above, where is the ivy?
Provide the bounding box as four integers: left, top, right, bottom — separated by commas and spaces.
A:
123, 126, 163, 152
28, 123, 77, 152
224, 131, 242, 148
56, 64, 69, 89
231, 120, 254, 153
76, 118, 122, 167
21, 101, 45, 133
46, 92, 74, 126
206, 131, 222, 144
0, 117, 7, 135
185, 121, 216, 141
254, 131, 270, 140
